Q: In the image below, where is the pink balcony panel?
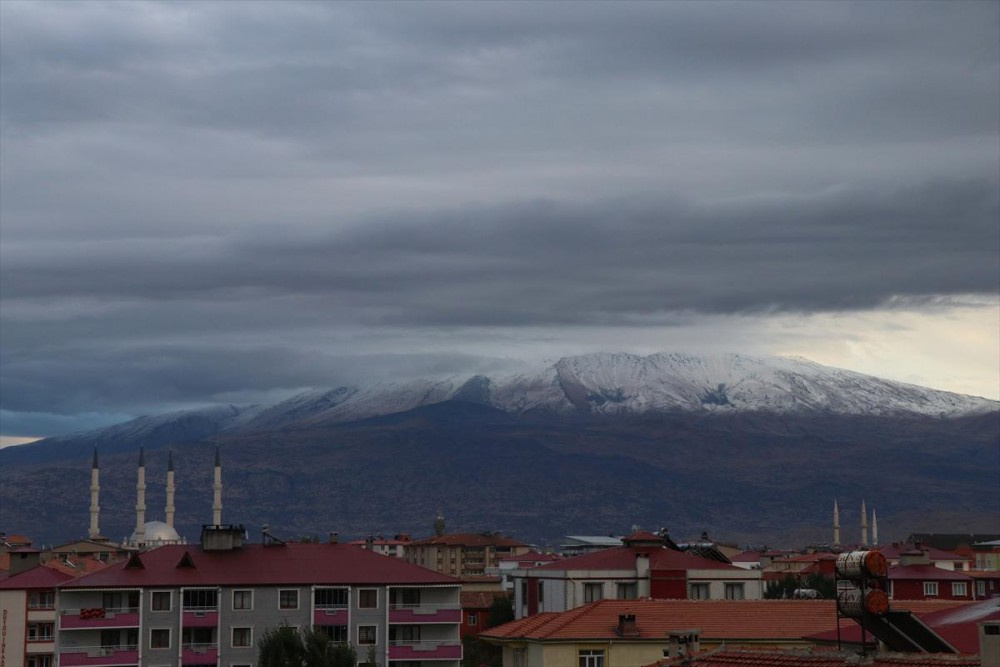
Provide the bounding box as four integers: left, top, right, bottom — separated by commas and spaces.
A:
388, 643, 462, 661
182, 610, 219, 627
388, 608, 462, 623
182, 646, 219, 664
60, 612, 140, 630
314, 608, 348, 625
60, 648, 139, 666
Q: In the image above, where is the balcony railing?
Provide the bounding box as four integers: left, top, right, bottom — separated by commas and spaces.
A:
388, 603, 461, 624
182, 608, 219, 627
59, 608, 140, 630
182, 643, 219, 664
388, 640, 462, 661
314, 606, 349, 625
59, 644, 139, 667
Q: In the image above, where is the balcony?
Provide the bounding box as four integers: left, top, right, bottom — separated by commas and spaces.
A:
388, 604, 461, 624
59, 608, 140, 630
182, 607, 219, 627
182, 643, 219, 664
60, 644, 139, 666
314, 605, 348, 625
388, 640, 462, 661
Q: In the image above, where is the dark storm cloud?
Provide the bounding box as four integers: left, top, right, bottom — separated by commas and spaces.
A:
1, 1, 997, 431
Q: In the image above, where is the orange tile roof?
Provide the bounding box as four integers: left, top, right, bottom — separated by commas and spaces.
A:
482, 599, 974, 644
653, 649, 980, 667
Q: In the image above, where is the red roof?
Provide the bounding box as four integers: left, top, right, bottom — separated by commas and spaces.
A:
888, 564, 972, 581
655, 649, 981, 667
0, 564, 74, 590
878, 544, 968, 562
483, 598, 859, 642
533, 546, 741, 573
409, 533, 528, 548
498, 551, 562, 564
60, 543, 459, 588
730, 551, 764, 563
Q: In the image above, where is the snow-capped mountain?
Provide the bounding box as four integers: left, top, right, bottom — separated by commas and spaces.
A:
228, 352, 997, 431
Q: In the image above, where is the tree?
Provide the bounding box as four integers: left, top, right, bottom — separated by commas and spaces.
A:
258, 623, 305, 667
365, 643, 381, 667
486, 595, 514, 628
259, 624, 357, 667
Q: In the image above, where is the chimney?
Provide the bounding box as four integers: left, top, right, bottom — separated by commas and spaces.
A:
616, 613, 638, 637
666, 630, 701, 659
9, 549, 42, 575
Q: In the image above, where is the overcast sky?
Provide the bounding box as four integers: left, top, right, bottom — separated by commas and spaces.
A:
1, 0, 998, 440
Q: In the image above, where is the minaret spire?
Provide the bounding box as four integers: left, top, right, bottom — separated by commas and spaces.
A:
88, 448, 101, 539
165, 449, 176, 529
135, 447, 147, 545
833, 499, 840, 547
860, 499, 868, 547
212, 444, 223, 526
871, 509, 878, 547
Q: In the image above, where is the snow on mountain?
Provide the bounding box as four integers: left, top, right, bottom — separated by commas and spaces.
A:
228, 352, 998, 430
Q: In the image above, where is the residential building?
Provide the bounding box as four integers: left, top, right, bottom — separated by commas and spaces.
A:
404, 533, 531, 577
888, 564, 975, 601
971, 539, 1000, 571
350, 534, 414, 558
512, 532, 762, 618
55, 527, 463, 667
559, 536, 623, 557
878, 543, 972, 572
489, 551, 563, 592
0, 565, 73, 667
460, 591, 508, 639
652, 648, 982, 667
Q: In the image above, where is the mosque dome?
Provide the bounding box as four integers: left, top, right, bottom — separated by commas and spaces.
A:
130, 520, 183, 546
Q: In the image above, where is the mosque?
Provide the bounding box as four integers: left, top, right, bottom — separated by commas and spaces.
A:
86, 445, 226, 550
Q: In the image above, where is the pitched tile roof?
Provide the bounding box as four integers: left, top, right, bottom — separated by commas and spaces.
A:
0, 564, 74, 589
654, 649, 981, 667
533, 546, 741, 573
60, 543, 460, 588
888, 565, 972, 581
877, 544, 968, 561
482, 599, 859, 642
461, 591, 508, 609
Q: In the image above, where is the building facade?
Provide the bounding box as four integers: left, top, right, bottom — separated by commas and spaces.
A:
404, 533, 531, 578
54, 529, 462, 667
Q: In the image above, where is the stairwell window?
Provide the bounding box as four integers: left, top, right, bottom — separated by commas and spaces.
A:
579, 649, 605, 667
724, 583, 745, 600
151, 591, 171, 612
923, 582, 939, 596
149, 628, 170, 650
359, 589, 378, 609
689, 583, 710, 600
233, 590, 253, 611
583, 583, 603, 603
358, 625, 377, 645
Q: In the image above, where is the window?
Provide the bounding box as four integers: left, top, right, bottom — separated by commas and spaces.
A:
358, 625, 377, 645
315, 588, 347, 608
583, 583, 603, 603
390, 588, 420, 607
538, 582, 545, 605
358, 589, 378, 609
952, 582, 968, 597
233, 590, 253, 610
150, 629, 170, 649
27, 623, 54, 641
617, 583, 638, 600
978, 581, 987, 597
232, 627, 253, 648
279, 589, 299, 610
513, 649, 526, 667
389, 626, 420, 642
689, 583, 710, 600
103, 591, 139, 612
151, 591, 171, 611
579, 649, 605, 667
183, 589, 218, 610
923, 581, 939, 596
316, 625, 348, 642
27, 657, 52, 667
724, 583, 745, 600
468, 613, 478, 626
28, 591, 55, 609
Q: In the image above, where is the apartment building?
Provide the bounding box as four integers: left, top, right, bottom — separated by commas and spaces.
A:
404, 533, 530, 577
54, 526, 462, 667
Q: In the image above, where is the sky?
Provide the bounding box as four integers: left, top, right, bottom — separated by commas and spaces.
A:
1, 0, 998, 441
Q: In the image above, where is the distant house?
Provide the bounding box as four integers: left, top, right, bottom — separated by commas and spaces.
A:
349, 533, 413, 558
889, 564, 975, 601
511, 532, 762, 618
404, 532, 531, 577
879, 542, 972, 572
460, 590, 508, 638
490, 551, 563, 592
972, 539, 1000, 571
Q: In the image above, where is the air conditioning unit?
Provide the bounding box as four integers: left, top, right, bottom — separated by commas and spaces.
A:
194, 611, 206, 617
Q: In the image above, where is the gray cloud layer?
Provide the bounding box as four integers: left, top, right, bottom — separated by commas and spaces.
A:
1, 1, 997, 434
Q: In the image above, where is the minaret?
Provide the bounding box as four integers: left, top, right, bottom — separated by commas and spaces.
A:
165, 449, 176, 529
212, 445, 223, 526
860, 499, 868, 547
88, 448, 101, 539
135, 447, 147, 545
833, 499, 840, 547
871, 509, 878, 547
434, 509, 445, 537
